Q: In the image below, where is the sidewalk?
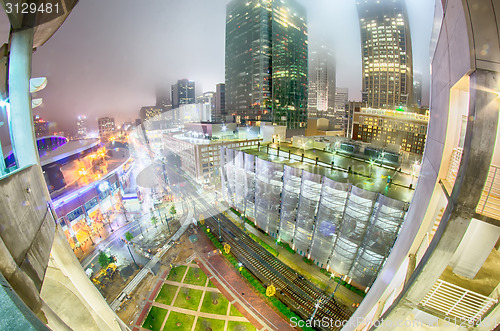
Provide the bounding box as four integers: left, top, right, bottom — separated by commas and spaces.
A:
225, 209, 363, 307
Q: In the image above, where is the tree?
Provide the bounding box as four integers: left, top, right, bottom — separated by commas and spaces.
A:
125, 231, 134, 242
183, 287, 191, 300
170, 205, 177, 218
210, 291, 219, 305
98, 251, 109, 268
151, 215, 158, 228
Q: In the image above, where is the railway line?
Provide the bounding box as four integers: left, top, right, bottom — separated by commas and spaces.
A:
203, 211, 352, 331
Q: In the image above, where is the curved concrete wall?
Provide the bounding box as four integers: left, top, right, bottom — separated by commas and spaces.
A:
345, 0, 500, 329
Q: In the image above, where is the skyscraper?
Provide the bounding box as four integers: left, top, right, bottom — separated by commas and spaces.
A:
308, 45, 336, 121
335, 87, 348, 111
213, 83, 226, 122
76, 115, 87, 138
413, 71, 422, 107
225, 0, 308, 129
97, 117, 115, 142
172, 79, 195, 109
156, 87, 172, 112
357, 0, 413, 109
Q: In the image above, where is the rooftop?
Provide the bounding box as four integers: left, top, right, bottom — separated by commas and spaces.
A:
234, 142, 416, 203
40, 138, 99, 166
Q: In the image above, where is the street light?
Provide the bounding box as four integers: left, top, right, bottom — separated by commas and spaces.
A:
369, 159, 375, 177
125, 241, 139, 269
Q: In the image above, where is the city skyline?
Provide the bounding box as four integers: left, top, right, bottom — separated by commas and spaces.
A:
1, 1, 499, 330
0, 0, 434, 133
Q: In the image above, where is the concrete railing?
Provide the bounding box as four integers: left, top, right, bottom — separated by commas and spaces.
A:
420, 279, 497, 325
477, 164, 500, 221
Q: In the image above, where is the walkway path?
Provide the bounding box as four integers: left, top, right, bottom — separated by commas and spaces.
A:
132, 260, 258, 331
195, 232, 296, 331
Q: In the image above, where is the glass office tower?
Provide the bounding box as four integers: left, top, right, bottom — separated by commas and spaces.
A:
356, 0, 413, 109
225, 0, 308, 129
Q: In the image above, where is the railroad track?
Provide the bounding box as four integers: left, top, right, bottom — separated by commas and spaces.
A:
203, 213, 352, 331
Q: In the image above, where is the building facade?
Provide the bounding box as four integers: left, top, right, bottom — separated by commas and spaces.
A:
220, 145, 410, 288
225, 0, 308, 129
345, 101, 365, 138
161, 132, 261, 185
413, 71, 422, 107
352, 108, 428, 155
356, 0, 413, 109
76, 115, 87, 138
213, 83, 226, 122
156, 87, 172, 112
171, 79, 195, 109
308, 45, 336, 122
33, 115, 50, 138
97, 117, 115, 141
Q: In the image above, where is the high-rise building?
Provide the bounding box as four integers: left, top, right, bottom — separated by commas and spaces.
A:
76, 115, 87, 138
225, 0, 308, 129
345, 101, 365, 138
140, 106, 163, 123
413, 71, 422, 107
197, 92, 215, 122
171, 79, 195, 109
335, 88, 349, 111
97, 117, 115, 141
33, 115, 50, 138
156, 87, 172, 112
196, 91, 215, 105
357, 0, 413, 109
333, 87, 349, 130
308, 45, 336, 122
352, 107, 428, 154
213, 83, 226, 122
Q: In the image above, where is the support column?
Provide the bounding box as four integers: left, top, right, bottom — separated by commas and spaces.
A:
50, 226, 127, 330
8, 28, 38, 168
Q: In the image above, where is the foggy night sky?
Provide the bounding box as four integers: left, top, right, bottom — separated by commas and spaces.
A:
0, 0, 436, 134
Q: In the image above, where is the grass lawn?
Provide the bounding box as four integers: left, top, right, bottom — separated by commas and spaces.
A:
194, 317, 226, 331
207, 280, 217, 288
227, 321, 256, 331
167, 265, 187, 283
173, 288, 203, 311
162, 311, 195, 331
229, 304, 244, 317
155, 284, 178, 306
200, 291, 229, 315
183, 267, 208, 286
142, 306, 168, 331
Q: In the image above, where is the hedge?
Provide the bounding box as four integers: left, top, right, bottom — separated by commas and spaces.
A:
247, 233, 279, 257
303, 257, 314, 265
229, 207, 241, 217
276, 241, 296, 255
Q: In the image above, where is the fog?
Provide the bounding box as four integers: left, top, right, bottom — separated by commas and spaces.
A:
0, 0, 435, 133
